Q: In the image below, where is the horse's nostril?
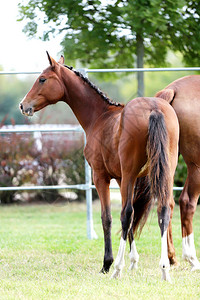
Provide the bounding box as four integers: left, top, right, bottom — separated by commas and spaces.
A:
19, 103, 23, 110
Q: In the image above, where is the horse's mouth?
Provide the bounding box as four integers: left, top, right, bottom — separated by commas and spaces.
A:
24, 110, 34, 117
19, 104, 34, 117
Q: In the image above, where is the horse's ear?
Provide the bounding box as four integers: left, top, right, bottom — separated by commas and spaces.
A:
58, 55, 65, 65
46, 51, 57, 68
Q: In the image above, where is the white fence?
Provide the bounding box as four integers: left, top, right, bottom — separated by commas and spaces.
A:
1, 66, 200, 75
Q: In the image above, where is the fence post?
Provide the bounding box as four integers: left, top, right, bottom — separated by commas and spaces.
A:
84, 133, 98, 240
80, 67, 98, 240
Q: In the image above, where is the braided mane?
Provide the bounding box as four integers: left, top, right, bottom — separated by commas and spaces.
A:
64, 65, 123, 108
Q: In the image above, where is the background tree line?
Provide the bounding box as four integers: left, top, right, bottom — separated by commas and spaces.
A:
18, 0, 200, 95
0, 53, 195, 124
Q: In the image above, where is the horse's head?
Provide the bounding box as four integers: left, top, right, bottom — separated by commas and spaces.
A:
19, 52, 65, 116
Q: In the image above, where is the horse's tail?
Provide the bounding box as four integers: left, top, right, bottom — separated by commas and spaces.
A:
132, 110, 170, 236
155, 88, 175, 104
132, 176, 152, 237
147, 109, 170, 206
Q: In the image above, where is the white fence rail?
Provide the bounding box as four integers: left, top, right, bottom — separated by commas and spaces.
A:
1, 67, 200, 75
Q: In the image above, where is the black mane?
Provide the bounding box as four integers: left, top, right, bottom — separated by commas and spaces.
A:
64, 65, 123, 107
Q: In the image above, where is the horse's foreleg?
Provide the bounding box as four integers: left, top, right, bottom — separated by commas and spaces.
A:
111, 178, 135, 279
179, 166, 200, 271
101, 205, 113, 273
158, 205, 171, 282
93, 173, 113, 273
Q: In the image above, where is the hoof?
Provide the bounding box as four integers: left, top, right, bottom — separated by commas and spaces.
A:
161, 269, 172, 283
111, 268, 121, 279
191, 263, 200, 272
100, 258, 113, 274
100, 267, 109, 274
183, 254, 200, 271
129, 261, 138, 270
160, 258, 171, 282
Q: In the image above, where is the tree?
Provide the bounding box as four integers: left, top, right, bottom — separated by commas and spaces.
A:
18, 0, 200, 96
0, 70, 33, 124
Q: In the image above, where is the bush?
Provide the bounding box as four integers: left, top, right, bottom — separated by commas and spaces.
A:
2, 129, 191, 205
174, 155, 199, 205
0, 131, 99, 204
174, 155, 187, 204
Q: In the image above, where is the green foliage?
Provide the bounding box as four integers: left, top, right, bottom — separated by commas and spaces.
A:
174, 155, 187, 188
173, 155, 200, 205
87, 52, 197, 103
174, 155, 187, 204
18, 0, 200, 69
0, 72, 35, 124
0, 71, 80, 125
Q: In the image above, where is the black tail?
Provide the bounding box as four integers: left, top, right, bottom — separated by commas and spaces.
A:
147, 110, 170, 204
132, 110, 170, 236
132, 176, 152, 236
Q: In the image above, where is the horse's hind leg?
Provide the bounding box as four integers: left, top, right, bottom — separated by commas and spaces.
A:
128, 230, 139, 270
158, 205, 172, 282
167, 197, 178, 265
111, 177, 135, 279
179, 163, 200, 270
128, 176, 153, 271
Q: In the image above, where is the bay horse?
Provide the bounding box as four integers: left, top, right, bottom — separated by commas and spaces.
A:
19, 52, 179, 281
155, 75, 200, 271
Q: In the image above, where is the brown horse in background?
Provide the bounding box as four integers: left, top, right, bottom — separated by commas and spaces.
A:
156, 75, 200, 271
19, 53, 179, 281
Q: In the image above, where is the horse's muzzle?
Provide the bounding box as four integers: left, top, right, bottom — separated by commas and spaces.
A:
19, 103, 34, 117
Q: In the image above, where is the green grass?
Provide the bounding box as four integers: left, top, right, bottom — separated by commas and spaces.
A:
0, 201, 199, 299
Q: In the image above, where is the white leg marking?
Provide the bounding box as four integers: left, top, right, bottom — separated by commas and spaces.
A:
129, 240, 139, 270
111, 237, 126, 279
159, 231, 171, 282
182, 233, 200, 271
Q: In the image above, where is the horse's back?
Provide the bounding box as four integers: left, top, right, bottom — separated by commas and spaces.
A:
158, 75, 200, 163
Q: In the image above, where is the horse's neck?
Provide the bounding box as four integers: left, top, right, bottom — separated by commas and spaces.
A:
62, 70, 109, 134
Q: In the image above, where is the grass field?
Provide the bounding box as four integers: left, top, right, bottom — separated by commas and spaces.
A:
0, 200, 199, 299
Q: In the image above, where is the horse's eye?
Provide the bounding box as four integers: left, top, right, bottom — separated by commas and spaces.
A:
39, 78, 46, 84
